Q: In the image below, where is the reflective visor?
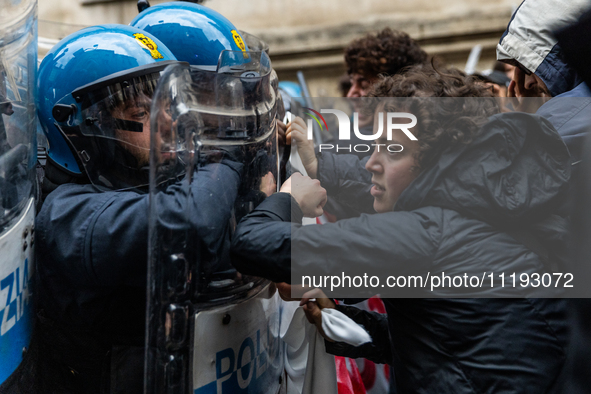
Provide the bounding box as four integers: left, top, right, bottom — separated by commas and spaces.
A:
52, 61, 188, 191
78, 78, 154, 139
187, 50, 275, 144
52, 61, 178, 136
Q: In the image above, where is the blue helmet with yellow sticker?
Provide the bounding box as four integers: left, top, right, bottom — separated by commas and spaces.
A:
38, 24, 181, 190
130, 2, 249, 69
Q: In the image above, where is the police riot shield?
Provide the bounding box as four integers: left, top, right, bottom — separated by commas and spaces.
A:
0, 0, 37, 385
238, 31, 270, 55
147, 51, 283, 394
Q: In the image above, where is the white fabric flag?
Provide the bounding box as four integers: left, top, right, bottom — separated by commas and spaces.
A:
281, 302, 371, 394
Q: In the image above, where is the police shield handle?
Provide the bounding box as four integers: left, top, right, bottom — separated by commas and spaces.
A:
277, 120, 287, 147
286, 117, 318, 179
137, 0, 150, 13
276, 282, 314, 301
280, 173, 327, 218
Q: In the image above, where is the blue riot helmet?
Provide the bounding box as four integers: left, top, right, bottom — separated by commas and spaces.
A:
278, 81, 302, 99
130, 2, 249, 68
37, 24, 181, 190
130, 1, 280, 120
278, 81, 304, 115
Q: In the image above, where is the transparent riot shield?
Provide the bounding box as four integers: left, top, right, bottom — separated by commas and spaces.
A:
0, 0, 37, 385
147, 51, 283, 394
238, 31, 270, 55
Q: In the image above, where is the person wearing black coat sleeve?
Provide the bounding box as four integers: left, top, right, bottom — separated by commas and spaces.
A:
231, 66, 570, 394
230, 191, 299, 283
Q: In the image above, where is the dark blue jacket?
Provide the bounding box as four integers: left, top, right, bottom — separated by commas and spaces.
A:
34, 161, 240, 393
537, 83, 591, 163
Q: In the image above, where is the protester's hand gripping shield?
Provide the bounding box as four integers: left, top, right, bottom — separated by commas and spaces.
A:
0, 0, 37, 385
147, 51, 283, 394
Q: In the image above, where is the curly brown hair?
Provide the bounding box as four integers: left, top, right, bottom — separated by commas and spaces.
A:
345, 28, 428, 79
366, 64, 499, 171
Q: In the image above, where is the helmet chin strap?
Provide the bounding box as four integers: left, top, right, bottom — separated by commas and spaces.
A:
103, 143, 150, 190
106, 144, 188, 192
113, 118, 144, 133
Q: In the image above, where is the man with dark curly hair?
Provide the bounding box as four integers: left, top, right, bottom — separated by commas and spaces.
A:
343, 28, 428, 154
345, 28, 428, 98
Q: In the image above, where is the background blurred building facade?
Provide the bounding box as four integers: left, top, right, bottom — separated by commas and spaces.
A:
39, 0, 519, 96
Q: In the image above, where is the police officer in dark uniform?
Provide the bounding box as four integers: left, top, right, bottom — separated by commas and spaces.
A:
130, 4, 286, 393
29, 24, 246, 393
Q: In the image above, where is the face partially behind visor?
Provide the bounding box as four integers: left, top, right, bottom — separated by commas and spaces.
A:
195, 50, 275, 142
151, 51, 278, 191
150, 50, 278, 296
147, 48, 280, 394
52, 60, 183, 190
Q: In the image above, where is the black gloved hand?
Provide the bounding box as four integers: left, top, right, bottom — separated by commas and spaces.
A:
199, 145, 246, 165
198, 145, 246, 178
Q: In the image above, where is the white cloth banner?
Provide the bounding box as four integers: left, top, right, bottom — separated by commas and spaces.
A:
280, 302, 371, 394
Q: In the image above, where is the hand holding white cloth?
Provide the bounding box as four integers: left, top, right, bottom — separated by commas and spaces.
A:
280, 302, 371, 394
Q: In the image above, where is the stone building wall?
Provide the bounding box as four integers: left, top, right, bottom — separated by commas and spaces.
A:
39, 0, 520, 96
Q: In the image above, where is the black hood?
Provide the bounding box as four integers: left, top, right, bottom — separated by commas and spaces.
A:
396, 112, 571, 228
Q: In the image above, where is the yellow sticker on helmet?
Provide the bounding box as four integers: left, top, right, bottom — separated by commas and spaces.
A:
231, 30, 249, 59
133, 33, 163, 60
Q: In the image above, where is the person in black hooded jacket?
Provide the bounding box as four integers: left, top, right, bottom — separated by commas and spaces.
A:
230, 65, 571, 393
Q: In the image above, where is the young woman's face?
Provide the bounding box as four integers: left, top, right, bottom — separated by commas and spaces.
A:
365, 115, 420, 213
